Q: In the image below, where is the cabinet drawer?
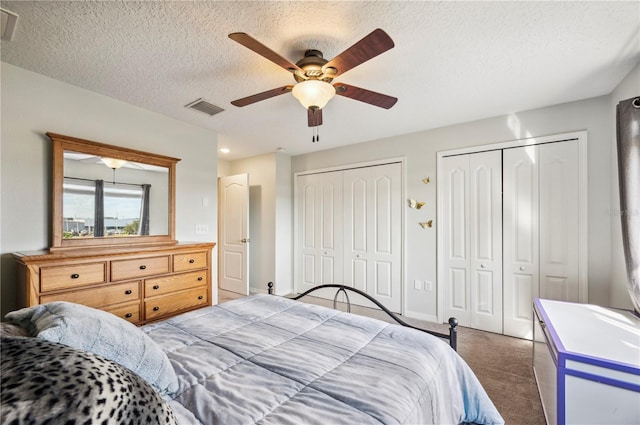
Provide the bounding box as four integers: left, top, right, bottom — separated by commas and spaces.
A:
103, 301, 140, 324
145, 271, 207, 297
40, 281, 140, 308
173, 251, 208, 272
110, 256, 170, 281
41, 262, 107, 292
145, 287, 208, 321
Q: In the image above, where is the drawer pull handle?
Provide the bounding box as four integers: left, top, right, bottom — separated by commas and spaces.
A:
198, 295, 204, 300
71, 273, 80, 279
189, 259, 195, 264
153, 285, 160, 290
139, 265, 147, 270
125, 313, 132, 318
124, 289, 132, 295
153, 306, 160, 311
197, 277, 203, 281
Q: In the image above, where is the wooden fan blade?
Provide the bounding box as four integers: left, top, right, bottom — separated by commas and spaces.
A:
308, 108, 323, 127
334, 83, 397, 109
229, 33, 301, 73
231, 86, 294, 107
323, 29, 394, 77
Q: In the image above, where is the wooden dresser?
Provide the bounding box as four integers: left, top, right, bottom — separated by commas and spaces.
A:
14, 242, 216, 325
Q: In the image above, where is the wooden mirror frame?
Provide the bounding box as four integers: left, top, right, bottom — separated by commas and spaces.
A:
49, 133, 180, 251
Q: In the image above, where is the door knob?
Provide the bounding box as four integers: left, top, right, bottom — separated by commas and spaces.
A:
241, 238, 250, 243
480, 264, 486, 269
520, 266, 527, 271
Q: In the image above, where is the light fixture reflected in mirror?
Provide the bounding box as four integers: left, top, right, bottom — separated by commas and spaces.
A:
291, 80, 336, 110
101, 157, 127, 169
101, 157, 127, 183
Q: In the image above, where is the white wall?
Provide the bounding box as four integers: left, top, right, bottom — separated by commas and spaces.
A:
292, 95, 612, 320
609, 64, 640, 309
0, 63, 219, 316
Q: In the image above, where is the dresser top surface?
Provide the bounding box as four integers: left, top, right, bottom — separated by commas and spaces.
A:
535, 298, 640, 369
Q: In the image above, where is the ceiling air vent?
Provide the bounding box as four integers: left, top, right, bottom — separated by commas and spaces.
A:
185, 98, 224, 116
1, 8, 19, 41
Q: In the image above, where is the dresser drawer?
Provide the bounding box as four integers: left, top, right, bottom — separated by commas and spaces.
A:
173, 251, 208, 272
40, 262, 107, 292
110, 256, 170, 281
40, 281, 140, 308
145, 270, 207, 297
145, 287, 208, 321
103, 301, 140, 324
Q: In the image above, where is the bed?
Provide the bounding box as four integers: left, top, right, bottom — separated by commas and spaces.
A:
1, 287, 504, 425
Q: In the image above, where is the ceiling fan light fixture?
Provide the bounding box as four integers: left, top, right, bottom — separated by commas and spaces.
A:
101, 157, 127, 169
292, 80, 335, 110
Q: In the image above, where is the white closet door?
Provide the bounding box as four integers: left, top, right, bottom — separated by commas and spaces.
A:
539, 140, 580, 302
343, 163, 402, 312
469, 151, 503, 333
296, 172, 343, 292
442, 155, 471, 326
442, 152, 502, 331
503, 146, 540, 339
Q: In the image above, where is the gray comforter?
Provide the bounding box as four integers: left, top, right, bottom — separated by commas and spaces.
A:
142, 294, 504, 425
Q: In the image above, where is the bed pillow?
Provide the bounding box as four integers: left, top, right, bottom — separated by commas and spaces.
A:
1, 336, 177, 424
5, 301, 178, 395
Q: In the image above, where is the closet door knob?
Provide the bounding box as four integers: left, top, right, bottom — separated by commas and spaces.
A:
480, 264, 486, 269
520, 266, 527, 271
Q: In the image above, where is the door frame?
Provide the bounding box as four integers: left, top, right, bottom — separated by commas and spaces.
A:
436, 131, 588, 324
293, 157, 407, 313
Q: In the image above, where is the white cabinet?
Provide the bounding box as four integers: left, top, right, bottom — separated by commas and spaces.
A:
533, 298, 640, 425
440, 135, 586, 338
295, 162, 402, 312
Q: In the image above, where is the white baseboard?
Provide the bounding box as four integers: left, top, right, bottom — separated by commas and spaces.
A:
403, 310, 440, 324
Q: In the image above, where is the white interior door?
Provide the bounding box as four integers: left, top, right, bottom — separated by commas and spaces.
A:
469, 151, 503, 333
503, 146, 539, 338
343, 163, 402, 312
296, 171, 343, 293
442, 152, 502, 332
442, 155, 471, 326
218, 173, 249, 295
539, 140, 580, 302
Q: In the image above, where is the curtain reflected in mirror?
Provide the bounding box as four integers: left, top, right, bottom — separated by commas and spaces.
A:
616, 96, 640, 313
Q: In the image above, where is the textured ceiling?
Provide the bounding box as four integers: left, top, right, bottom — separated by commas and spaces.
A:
2, 1, 639, 160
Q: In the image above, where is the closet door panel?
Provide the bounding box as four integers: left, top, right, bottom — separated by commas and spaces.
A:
442, 156, 471, 325
539, 141, 580, 302
504, 146, 539, 339
345, 174, 368, 292
469, 151, 503, 333
343, 164, 401, 312
298, 174, 319, 291
319, 172, 344, 284
296, 172, 343, 290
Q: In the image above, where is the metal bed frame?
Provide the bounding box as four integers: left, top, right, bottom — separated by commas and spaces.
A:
267, 282, 458, 351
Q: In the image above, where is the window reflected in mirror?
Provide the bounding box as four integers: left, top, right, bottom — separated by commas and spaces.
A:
62, 150, 169, 240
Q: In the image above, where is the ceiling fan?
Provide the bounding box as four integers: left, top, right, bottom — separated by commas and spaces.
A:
229, 29, 398, 131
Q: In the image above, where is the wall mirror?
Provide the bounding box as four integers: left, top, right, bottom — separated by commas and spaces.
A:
49, 133, 180, 250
